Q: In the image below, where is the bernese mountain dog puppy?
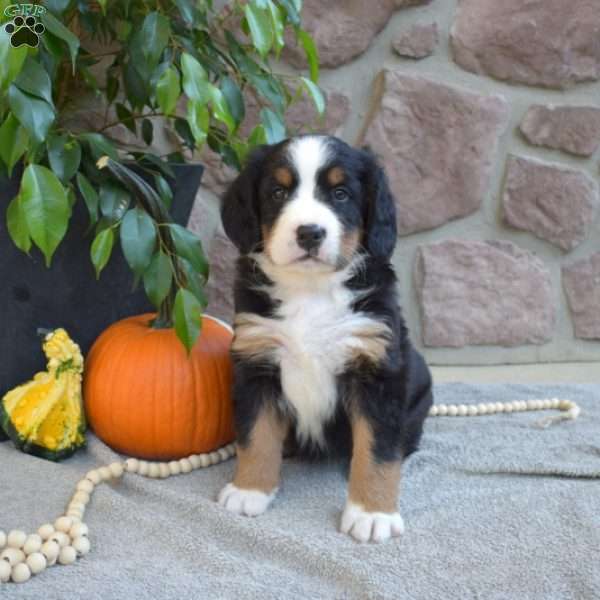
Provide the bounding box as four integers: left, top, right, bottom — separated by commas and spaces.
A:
217, 135, 433, 543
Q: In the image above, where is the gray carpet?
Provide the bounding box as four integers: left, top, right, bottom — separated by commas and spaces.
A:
1, 383, 599, 600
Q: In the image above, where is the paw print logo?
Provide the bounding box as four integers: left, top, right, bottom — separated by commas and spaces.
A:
4, 15, 45, 48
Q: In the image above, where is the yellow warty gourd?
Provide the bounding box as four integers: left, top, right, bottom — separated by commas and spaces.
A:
0, 329, 86, 461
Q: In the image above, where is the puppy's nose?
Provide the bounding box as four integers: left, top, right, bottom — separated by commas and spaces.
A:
296, 224, 326, 251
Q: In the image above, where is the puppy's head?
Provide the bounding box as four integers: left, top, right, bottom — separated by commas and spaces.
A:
221, 135, 396, 271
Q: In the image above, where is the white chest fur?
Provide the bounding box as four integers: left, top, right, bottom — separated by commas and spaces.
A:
233, 258, 391, 446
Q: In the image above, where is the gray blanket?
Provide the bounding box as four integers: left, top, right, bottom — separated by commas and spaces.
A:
1, 383, 599, 600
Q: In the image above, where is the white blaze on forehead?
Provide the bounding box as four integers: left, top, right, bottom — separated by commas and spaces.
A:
268, 136, 342, 268
289, 136, 330, 196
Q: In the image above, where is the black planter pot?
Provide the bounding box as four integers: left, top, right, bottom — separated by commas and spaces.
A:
0, 163, 203, 406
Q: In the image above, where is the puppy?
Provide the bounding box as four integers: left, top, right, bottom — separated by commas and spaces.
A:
217, 135, 433, 543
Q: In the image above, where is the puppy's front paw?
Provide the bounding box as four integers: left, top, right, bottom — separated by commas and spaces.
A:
217, 483, 276, 517
340, 502, 405, 543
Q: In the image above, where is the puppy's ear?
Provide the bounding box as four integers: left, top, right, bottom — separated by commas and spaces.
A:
221, 145, 271, 254
361, 149, 397, 260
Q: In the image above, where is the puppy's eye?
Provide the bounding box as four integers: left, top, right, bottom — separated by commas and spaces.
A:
333, 187, 349, 202
272, 187, 287, 201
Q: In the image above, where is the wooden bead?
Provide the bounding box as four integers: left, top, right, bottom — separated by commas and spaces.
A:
72, 536, 91, 556
86, 470, 102, 485
23, 535, 42, 556
199, 454, 210, 467
0, 560, 11, 582
1, 547, 25, 565
209, 451, 220, 465
26, 552, 47, 574
7, 530, 27, 549
55, 516, 73, 533
559, 399, 571, 410
189, 455, 201, 469
542, 399, 552, 410
179, 458, 192, 473
49, 532, 69, 548
69, 523, 89, 539
0, 531, 5, 549
77, 480, 94, 494
168, 460, 181, 475
125, 458, 139, 473
58, 546, 77, 565
157, 463, 168, 478
138, 461, 149, 476
73, 491, 90, 505
98, 466, 112, 481
41, 540, 59, 561
109, 462, 124, 478
37, 524, 55, 540
148, 463, 161, 478
69, 502, 85, 513
10, 562, 31, 583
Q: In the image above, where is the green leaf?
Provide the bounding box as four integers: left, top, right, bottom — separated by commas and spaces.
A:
76, 173, 99, 225
143, 250, 172, 309
174, 288, 203, 352
175, 117, 195, 151
208, 84, 235, 134
297, 29, 319, 83
140, 12, 170, 68
6, 194, 31, 253
116, 102, 136, 134
0, 28, 27, 92
99, 182, 130, 223
168, 224, 208, 280
0, 114, 28, 176
90, 228, 114, 279
142, 119, 154, 146
14, 58, 54, 107
42, 12, 80, 70
106, 74, 119, 103
278, 0, 301, 26
8, 86, 55, 145
20, 165, 70, 267
187, 99, 209, 148
260, 107, 286, 144
175, 0, 195, 24
156, 66, 180, 116
221, 76, 245, 126
300, 77, 325, 116
248, 123, 267, 149
124, 59, 149, 109
47, 135, 81, 183
180, 258, 208, 305
244, 3, 273, 57
267, 0, 285, 54
120, 208, 156, 277
181, 53, 208, 103
154, 174, 173, 210
79, 133, 119, 160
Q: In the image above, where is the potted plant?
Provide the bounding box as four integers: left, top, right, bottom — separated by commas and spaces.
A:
0, 0, 322, 394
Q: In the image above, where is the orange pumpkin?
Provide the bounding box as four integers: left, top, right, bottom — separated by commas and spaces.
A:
83, 314, 235, 460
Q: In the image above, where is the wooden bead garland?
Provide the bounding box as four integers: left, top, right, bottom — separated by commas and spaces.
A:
0, 442, 237, 585
0, 398, 580, 586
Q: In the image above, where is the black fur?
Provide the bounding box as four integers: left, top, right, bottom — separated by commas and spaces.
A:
221, 136, 433, 465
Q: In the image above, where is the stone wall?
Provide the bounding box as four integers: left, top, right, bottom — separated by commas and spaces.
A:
191, 0, 600, 366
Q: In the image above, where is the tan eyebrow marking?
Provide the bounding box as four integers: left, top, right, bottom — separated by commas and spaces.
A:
273, 166, 293, 187
327, 166, 345, 186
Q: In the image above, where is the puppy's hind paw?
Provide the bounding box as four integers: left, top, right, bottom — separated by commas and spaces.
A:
340, 502, 405, 543
217, 483, 276, 517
